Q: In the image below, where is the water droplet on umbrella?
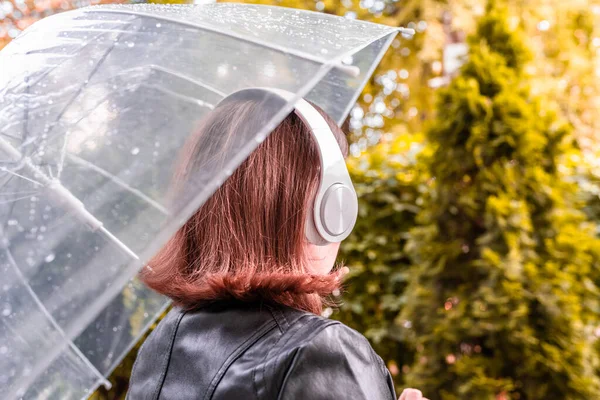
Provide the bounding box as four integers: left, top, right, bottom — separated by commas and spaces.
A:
131, 147, 140, 155
156, 23, 162, 28
44, 253, 55, 263
2, 305, 11, 316
127, 42, 135, 48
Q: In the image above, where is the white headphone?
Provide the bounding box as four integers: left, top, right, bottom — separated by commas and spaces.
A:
218, 88, 358, 245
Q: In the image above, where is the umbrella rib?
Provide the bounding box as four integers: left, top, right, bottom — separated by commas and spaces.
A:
144, 64, 226, 98
0, 167, 43, 186
50, 28, 130, 180
0, 229, 111, 399
1, 136, 140, 261
0, 194, 37, 205
14, 30, 113, 90
66, 154, 169, 215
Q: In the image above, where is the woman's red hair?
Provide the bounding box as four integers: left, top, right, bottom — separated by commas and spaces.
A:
141, 95, 349, 314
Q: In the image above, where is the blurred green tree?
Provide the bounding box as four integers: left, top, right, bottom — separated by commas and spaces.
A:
399, 2, 600, 399
334, 131, 431, 385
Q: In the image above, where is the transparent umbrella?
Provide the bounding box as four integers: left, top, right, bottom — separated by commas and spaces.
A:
0, 3, 403, 399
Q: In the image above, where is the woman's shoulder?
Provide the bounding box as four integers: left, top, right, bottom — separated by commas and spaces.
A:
275, 306, 374, 354
264, 307, 396, 400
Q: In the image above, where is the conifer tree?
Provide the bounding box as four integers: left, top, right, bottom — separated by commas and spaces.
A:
401, 3, 600, 399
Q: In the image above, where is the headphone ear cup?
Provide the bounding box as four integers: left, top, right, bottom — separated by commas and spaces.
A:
319, 183, 358, 238
305, 183, 358, 245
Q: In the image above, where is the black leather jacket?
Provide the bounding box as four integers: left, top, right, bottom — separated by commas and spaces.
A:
127, 301, 397, 399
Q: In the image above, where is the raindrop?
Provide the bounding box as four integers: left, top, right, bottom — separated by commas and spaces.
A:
2, 305, 11, 317
320, 48, 328, 55
156, 23, 162, 28
7, 220, 18, 226
131, 147, 140, 155
127, 42, 135, 48
44, 253, 55, 263
263, 62, 276, 78
0, 346, 7, 355
217, 64, 229, 77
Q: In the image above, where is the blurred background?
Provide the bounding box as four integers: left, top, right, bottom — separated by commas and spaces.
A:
3, 0, 600, 399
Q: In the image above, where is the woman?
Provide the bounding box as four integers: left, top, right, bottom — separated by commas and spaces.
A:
127, 90, 427, 400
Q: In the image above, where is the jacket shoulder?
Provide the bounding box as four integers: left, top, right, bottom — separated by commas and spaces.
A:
261, 309, 396, 400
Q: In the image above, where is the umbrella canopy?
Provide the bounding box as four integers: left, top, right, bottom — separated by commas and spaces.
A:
0, 3, 400, 399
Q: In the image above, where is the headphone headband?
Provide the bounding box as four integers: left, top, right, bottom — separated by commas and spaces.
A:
218, 87, 358, 244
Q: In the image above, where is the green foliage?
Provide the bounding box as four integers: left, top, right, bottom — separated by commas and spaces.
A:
400, 3, 600, 399
335, 132, 431, 385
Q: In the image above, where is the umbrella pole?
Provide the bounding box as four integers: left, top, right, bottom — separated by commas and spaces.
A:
0, 136, 138, 260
